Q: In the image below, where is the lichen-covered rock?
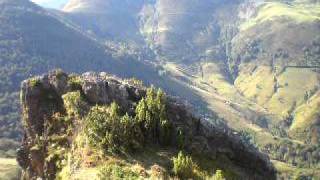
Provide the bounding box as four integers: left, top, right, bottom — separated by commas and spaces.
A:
18, 70, 276, 180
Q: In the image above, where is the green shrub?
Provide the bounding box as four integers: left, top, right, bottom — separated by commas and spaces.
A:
211, 169, 225, 180
98, 164, 140, 180
85, 87, 172, 154
67, 75, 83, 91
85, 103, 142, 153
173, 151, 194, 179
135, 87, 172, 145
62, 91, 88, 118
29, 78, 41, 88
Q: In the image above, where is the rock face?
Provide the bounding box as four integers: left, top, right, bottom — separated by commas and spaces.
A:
18, 70, 276, 179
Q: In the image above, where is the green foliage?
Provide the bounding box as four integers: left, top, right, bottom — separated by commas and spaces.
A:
262, 141, 320, 168
67, 75, 83, 91
62, 91, 88, 118
239, 130, 257, 148
84, 87, 173, 154
0, 92, 20, 140
159, 119, 172, 145
135, 87, 172, 145
85, 103, 142, 153
46, 144, 68, 169
173, 151, 194, 179
98, 164, 140, 180
211, 169, 225, 180
29, 78, 41, 88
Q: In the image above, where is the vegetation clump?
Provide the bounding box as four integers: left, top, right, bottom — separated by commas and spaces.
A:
62, 91, 88, 118
85, 102, 142, 153
29, 78, 41, 88
98, 163, 140, 180
67, 75, 83, 91
84, 87, 173, 154
172, 151, 195, 179
172, 151, 226, 179
212, 169, 225, 180
135, 87, 172, 145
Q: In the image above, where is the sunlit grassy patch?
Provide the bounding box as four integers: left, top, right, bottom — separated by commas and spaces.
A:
267, 67, 318, 118
0, 158, 20, 179
290, 91, 320, 136
235, 65, 275, 106
272, 160, 320, 178
241, 2, 320, 30
234, 65, 319, 122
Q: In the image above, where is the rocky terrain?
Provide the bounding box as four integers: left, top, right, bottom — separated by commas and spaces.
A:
17, 70, 275, 179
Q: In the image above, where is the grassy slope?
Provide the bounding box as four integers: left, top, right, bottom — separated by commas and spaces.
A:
272, 160, 320, 178
0, 158, 20, 180
241, 2, 320, 30
162, 60, 320, 177
59, 145, 239, 180
235, 0, 320, 137
235, 65, 319, 121
289, 91, 320, 140
164, 62, 282, 145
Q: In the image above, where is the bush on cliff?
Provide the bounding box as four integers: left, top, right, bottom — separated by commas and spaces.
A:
84, 87, 173, 154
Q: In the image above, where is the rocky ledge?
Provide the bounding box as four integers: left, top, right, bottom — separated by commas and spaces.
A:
17, 70, 276, 179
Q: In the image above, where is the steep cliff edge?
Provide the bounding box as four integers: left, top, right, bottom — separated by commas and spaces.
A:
17, 70, 275, 179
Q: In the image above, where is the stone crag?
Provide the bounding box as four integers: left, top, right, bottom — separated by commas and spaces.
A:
17, 70, 276, 179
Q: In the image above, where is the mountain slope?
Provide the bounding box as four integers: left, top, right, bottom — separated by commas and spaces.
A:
0, 0, 207, 145
0, 0, 162, 142
231, 1, 320, 143
62, 0, 146, 49
0, 0, 114, 142
57, 0, 320, 177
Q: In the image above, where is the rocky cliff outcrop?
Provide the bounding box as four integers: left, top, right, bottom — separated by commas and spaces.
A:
17, 70, 276, 179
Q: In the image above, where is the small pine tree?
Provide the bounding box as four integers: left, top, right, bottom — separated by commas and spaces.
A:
134, 87, 172, 144
173, 151, 194, 179
212, 169, 225, 180
135, 98, 147, 123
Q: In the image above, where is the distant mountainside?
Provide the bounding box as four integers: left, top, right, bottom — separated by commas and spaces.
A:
62, 0, 147, 49
60, 0, 320, 142
0, 0, 112, 142
0, 0, 159, 142
0, 0, 202, 145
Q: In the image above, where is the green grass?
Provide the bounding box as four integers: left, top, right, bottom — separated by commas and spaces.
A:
235, 65, 275, 106
289, 91, 320, 139
272, 160, 320, 178
0, 158, 20, 180
241, 2, 320, 30
269, 67, 318, 117
235, 65, 319, 121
